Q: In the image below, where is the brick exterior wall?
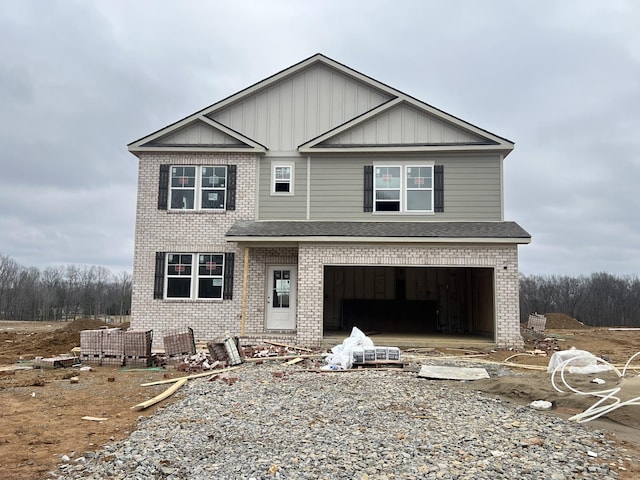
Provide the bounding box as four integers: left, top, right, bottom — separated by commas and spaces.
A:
131, 152, 257, 345
296, 244, 523, 348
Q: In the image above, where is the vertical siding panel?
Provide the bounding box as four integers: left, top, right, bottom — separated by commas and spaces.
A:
243, 96, 257, 142
389, 108, 402, 142
279, 79, 293, 151
293, 75, 306, 145
332, 73, 344, 125
416, 111, 428, 142
363, 122, 377, 144
267, 87, 279, 150
343, 80, 356, 120
377, 115, 389, 144
442, 123, 456, 143
255, 94, 269, 146
430, 117, 443, 143
305, 68, 318, 139
317, 67, 332, 133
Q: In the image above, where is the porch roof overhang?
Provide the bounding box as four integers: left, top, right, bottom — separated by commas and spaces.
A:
225, 221, 531, 245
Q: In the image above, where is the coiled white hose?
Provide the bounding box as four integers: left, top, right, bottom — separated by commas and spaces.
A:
550, 351, 640, 423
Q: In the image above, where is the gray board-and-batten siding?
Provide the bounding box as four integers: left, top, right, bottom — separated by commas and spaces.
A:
257, 154, 502, 222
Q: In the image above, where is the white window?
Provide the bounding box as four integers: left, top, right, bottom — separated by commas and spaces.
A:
374, 164, 433, 213
166, 253, 224, 299
272, 163, 294, 195
170, 166, 227, 210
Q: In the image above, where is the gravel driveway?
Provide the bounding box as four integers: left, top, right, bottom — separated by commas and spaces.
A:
54, 362, 636, 479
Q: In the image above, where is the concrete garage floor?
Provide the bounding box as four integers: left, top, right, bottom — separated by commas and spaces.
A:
322, 331, 495, 350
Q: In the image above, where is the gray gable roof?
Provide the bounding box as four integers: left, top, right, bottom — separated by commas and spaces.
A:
226, 221, 531, 243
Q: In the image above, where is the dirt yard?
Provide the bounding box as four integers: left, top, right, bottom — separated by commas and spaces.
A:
0, 315, 639, 479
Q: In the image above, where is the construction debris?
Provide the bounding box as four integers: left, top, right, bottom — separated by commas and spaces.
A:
527, 313, 547, 332
80, 328, 153, 367
323, 327, 402, 370
207, 337, 242, 366
417, 365, 490, 381
140, 366, 241, 387
131, 378, 188, 411
33, 355, 80, 369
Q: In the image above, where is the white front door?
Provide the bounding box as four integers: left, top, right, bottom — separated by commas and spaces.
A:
266, 266, 297, 330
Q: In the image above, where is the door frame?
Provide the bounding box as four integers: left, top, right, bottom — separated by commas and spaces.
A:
265, 265, 297, 331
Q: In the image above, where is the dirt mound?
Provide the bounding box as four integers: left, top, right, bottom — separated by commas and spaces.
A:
0, 319, 122, 364
544, 312, 589, 329
60, 318, 111, 333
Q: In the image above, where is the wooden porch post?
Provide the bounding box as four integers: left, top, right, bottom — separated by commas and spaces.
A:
240, 246, 249, 336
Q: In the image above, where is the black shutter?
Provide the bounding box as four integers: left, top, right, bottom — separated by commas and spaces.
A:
226, 165, 236, 211
223, 252, 235, 299
434, 165, 444, 213
158, 165, 169, 210
363, 165, 373, 212
154, 252, 166, 299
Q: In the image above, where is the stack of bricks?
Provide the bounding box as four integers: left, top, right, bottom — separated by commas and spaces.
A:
79, 330, 103, 365
207, 337, 242, 366
101, 329, 125, 366
163, 328, 196, 364
124, 330, 153, 367
81, 328, 154, 366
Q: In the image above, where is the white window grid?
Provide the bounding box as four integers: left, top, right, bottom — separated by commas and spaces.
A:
165, 253, 225, 300
272, 163, 294, 195
373, 164, 434, 213
169, 166, 227, 211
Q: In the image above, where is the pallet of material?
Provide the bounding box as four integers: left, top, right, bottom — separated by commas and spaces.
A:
163, 328, 196, 357
34, 356, 81, 369
102, 329, 124, 356
124, 355, 153, 367
101, 354, 124, 366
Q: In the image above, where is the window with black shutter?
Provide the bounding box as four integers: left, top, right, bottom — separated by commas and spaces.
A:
363, 165, 373, 212
158, 165, 169, 210
434, 165, 444, 213
226, 165, 236, 211
153, 252, 166, 299
223, 252, 235, 299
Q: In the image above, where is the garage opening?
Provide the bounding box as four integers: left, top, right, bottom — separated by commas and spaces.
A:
323, 266, 494, 338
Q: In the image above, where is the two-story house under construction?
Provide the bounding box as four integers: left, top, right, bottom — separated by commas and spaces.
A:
128, 54, 530, 348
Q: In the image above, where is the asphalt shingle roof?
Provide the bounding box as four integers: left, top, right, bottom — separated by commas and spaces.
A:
225, 221, 530, 240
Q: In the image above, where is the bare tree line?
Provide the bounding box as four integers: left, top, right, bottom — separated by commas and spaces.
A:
0, 253, 131, 322
520, 272, 640, 327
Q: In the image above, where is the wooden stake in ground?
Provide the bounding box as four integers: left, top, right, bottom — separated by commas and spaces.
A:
131, 378, 188, 411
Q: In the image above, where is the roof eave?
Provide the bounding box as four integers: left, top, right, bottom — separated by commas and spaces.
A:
128, 146, 266, 154
226, 235, 531, 244
298, 144, 514, 154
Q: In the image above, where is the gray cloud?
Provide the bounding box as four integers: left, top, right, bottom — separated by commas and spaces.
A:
1, 0, 639, 275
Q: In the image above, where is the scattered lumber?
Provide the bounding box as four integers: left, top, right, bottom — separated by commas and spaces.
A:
140, 366, 240, 387
243, 354, 324, 363
283, 357, 304, 366
264, 341, 312, 352
131, 378, 188, 411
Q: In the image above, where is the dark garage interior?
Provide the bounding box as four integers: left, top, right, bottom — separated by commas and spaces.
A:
323, 266, 495, 338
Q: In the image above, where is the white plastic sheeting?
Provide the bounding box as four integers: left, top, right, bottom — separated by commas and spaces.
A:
322, 327, 374, 370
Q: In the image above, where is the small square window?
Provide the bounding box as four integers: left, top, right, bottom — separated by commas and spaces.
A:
272, 164, 293, 194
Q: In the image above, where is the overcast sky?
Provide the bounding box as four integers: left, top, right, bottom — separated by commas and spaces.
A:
1, 0, 639, 277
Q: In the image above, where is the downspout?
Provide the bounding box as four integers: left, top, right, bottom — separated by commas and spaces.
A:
240, 246, 249, 336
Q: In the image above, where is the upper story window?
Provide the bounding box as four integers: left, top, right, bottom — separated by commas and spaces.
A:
170, 166, 227, 210
374, 165, 433, 213
272, 163, 294, 195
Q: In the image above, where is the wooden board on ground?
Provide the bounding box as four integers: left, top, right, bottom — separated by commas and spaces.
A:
131, 378, 188, 410
417, 365, 489, 381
